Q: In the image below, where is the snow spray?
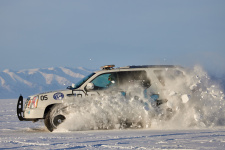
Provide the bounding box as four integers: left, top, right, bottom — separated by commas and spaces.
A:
55, 65, 225, 131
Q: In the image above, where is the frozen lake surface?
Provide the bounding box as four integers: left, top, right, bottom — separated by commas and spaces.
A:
1, 99, 225, 149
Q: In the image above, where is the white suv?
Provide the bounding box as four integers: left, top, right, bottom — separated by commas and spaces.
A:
17, 65, 182, 132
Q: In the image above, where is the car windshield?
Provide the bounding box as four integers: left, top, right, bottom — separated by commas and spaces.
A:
73, 72, 95, 89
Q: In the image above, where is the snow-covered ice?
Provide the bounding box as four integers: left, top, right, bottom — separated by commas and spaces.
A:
1, 99, 225, 149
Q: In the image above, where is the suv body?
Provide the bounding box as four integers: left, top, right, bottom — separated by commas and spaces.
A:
17, 65, 181, 131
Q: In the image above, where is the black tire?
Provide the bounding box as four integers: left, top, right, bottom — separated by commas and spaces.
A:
44, 105, 66, 132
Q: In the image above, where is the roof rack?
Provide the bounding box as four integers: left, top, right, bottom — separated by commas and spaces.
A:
120, 65, 177, 69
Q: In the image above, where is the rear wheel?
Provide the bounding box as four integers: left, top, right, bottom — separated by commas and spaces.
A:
44, 105, 66, 132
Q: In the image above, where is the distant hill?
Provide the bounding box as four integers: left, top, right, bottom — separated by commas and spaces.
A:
0, 67, 93, 99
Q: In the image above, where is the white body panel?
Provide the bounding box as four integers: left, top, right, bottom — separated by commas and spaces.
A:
22, 65, 182, 120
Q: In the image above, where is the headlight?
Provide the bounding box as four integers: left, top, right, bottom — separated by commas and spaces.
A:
27, 96, 39, 109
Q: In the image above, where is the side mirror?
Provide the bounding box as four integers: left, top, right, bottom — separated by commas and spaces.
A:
86, 83, 94, 90
67, 83, 76, 89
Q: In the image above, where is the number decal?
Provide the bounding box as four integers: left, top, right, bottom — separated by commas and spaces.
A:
40, 95, 48, 101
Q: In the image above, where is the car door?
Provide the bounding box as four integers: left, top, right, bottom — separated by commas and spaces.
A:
117, 70, 151, 98
84, 72, 119, 96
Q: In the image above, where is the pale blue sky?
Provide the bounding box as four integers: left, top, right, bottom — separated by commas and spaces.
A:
1, 0, 225, 74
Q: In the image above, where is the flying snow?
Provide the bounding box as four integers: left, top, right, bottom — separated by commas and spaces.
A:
54, 65, 225, 132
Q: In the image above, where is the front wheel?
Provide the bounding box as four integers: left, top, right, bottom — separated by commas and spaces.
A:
44, 105, 66, 132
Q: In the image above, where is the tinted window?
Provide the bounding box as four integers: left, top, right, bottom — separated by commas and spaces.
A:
118, 71, 150, 88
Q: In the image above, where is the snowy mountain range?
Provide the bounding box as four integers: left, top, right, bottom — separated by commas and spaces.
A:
0, 67, 93, 99
0, 66, 224, 99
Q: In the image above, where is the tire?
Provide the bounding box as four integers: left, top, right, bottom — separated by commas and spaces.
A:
44, 104, 66, 132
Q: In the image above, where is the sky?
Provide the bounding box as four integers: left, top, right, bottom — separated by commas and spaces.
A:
0, 0, 225, 75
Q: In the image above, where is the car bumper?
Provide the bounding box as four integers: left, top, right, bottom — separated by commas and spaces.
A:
17, 95, 44, 121
24, 108, 45, 119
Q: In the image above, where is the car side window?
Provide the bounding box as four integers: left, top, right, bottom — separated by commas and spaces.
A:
118, 71, 150, 89
91, 73, 117, 90
153, 69, 184, 86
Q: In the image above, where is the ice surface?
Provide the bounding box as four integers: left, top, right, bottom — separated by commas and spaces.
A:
1, 100, 225, 149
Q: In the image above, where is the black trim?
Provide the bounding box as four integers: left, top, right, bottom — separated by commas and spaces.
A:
17, 95, 24, 121
129, 65, 178, 68
72, 89, 88, 96
67, 94, 76, 97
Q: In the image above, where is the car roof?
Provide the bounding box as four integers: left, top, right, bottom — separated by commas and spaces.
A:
119, 65, 178, 69
95, 65, 181, 74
